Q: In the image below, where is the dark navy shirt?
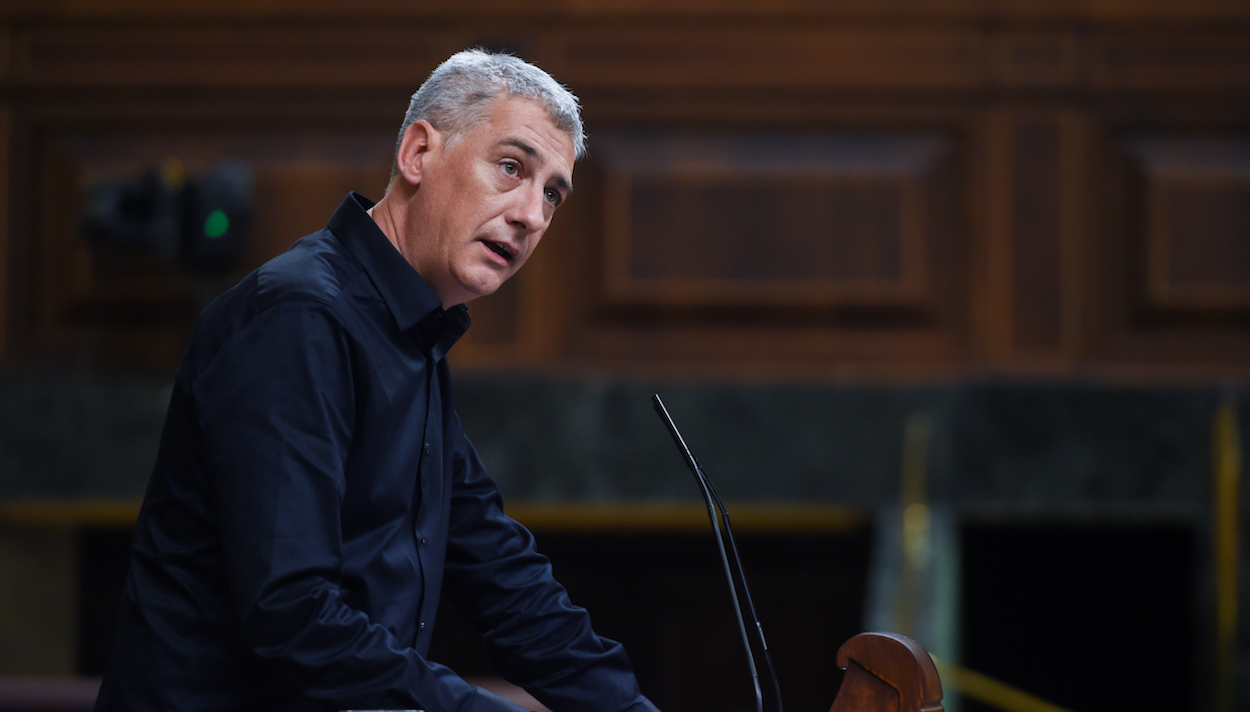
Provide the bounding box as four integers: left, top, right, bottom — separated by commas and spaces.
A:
96, 193, 656, 712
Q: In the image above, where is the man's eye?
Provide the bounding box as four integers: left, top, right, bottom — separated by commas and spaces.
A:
545, 188, 560, 206
502, 162, 519, 177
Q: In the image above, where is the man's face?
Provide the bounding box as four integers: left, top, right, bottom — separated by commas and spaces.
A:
398, 96, 575, 308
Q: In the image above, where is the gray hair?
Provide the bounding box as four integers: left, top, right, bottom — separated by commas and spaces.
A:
393, 48, 586, 172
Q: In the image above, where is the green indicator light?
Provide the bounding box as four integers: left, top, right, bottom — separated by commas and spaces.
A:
204, 209, 230, 239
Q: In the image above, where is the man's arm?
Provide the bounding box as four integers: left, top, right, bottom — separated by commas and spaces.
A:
440, 418, 660, 712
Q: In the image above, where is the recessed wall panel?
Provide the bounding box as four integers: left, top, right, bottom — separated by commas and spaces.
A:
594, 131, 951, 312
1124, 135, 1250, 311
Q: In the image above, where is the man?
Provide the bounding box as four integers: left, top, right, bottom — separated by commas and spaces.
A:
95, 49, 659, 712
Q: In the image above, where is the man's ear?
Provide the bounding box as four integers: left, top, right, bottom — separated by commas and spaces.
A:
395, 120, 440, 187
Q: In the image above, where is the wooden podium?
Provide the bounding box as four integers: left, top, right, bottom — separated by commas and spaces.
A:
828, 633, 943, 712
467, 630, 943, 712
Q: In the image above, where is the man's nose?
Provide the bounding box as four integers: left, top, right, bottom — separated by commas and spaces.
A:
507, 184, 549, 233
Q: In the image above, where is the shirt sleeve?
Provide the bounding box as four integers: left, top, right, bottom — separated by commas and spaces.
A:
441, 415, 662, 712
192, 300, 530, 712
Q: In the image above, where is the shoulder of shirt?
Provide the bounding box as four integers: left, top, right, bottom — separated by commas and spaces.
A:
252, 228, 365, 310
187, 232, 347, 365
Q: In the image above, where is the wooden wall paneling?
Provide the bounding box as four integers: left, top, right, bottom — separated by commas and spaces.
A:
0, 100, 9, 363
7, 13, 1246, 96
544, 124, 969, 377
0, 21, 10, 82
1130, 135, 1250, 311
21, 109, 400, 369
1, 6, 1248, 377
32, 127, 227, 367
3, 0, 1250, 24
1008, 114, 1066, 354
11, 22, 464, 89
4, 97, 35, 371
1077, 0, 1250, 23
985, 109, 1085, 364
33, 126, 97, 363
982, 109, 1017, 364
1085, 125, 1250, 374
988, 29, 1081, 89
552, 23, 990, 91
0, 23, 9, 363
595, 130, 941, 310
1084, 116, 1132, 371
1089, 29, 1250, 92
1058, 110, 1086, 365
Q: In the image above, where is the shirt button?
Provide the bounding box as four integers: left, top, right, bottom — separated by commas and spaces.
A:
423, 442, 430, 454
420, 621, 426, 631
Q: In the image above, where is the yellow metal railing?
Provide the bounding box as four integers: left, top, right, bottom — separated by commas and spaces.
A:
936, 661, 1074, 712
0, 499, 867, 533
1213, 397, 1241, 712
0, 498, 140, 527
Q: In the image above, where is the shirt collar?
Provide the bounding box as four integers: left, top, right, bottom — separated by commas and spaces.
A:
326, 192, 470, 356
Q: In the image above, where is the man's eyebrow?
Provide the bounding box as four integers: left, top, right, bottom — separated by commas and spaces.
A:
499, 137, 573, 194
500, 138, 539, 158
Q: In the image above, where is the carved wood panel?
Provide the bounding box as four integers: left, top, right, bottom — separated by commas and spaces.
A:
533, 124, 969, 376
1086, 127, 1250, 371
1129, 136, 1250, 311
595, 131, 948, 311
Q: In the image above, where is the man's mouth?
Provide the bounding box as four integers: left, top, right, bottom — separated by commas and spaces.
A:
483, 240, 515, 263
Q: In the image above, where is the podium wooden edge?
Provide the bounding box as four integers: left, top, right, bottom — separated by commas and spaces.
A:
829, 632, 944, 712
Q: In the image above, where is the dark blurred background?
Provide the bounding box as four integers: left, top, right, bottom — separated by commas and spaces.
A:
1, 2, 1248, 712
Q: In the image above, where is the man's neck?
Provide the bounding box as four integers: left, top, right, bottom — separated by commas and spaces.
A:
367, 189, 406, 257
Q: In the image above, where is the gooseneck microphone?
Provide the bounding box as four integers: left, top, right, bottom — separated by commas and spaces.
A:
651, 394, 783, 712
